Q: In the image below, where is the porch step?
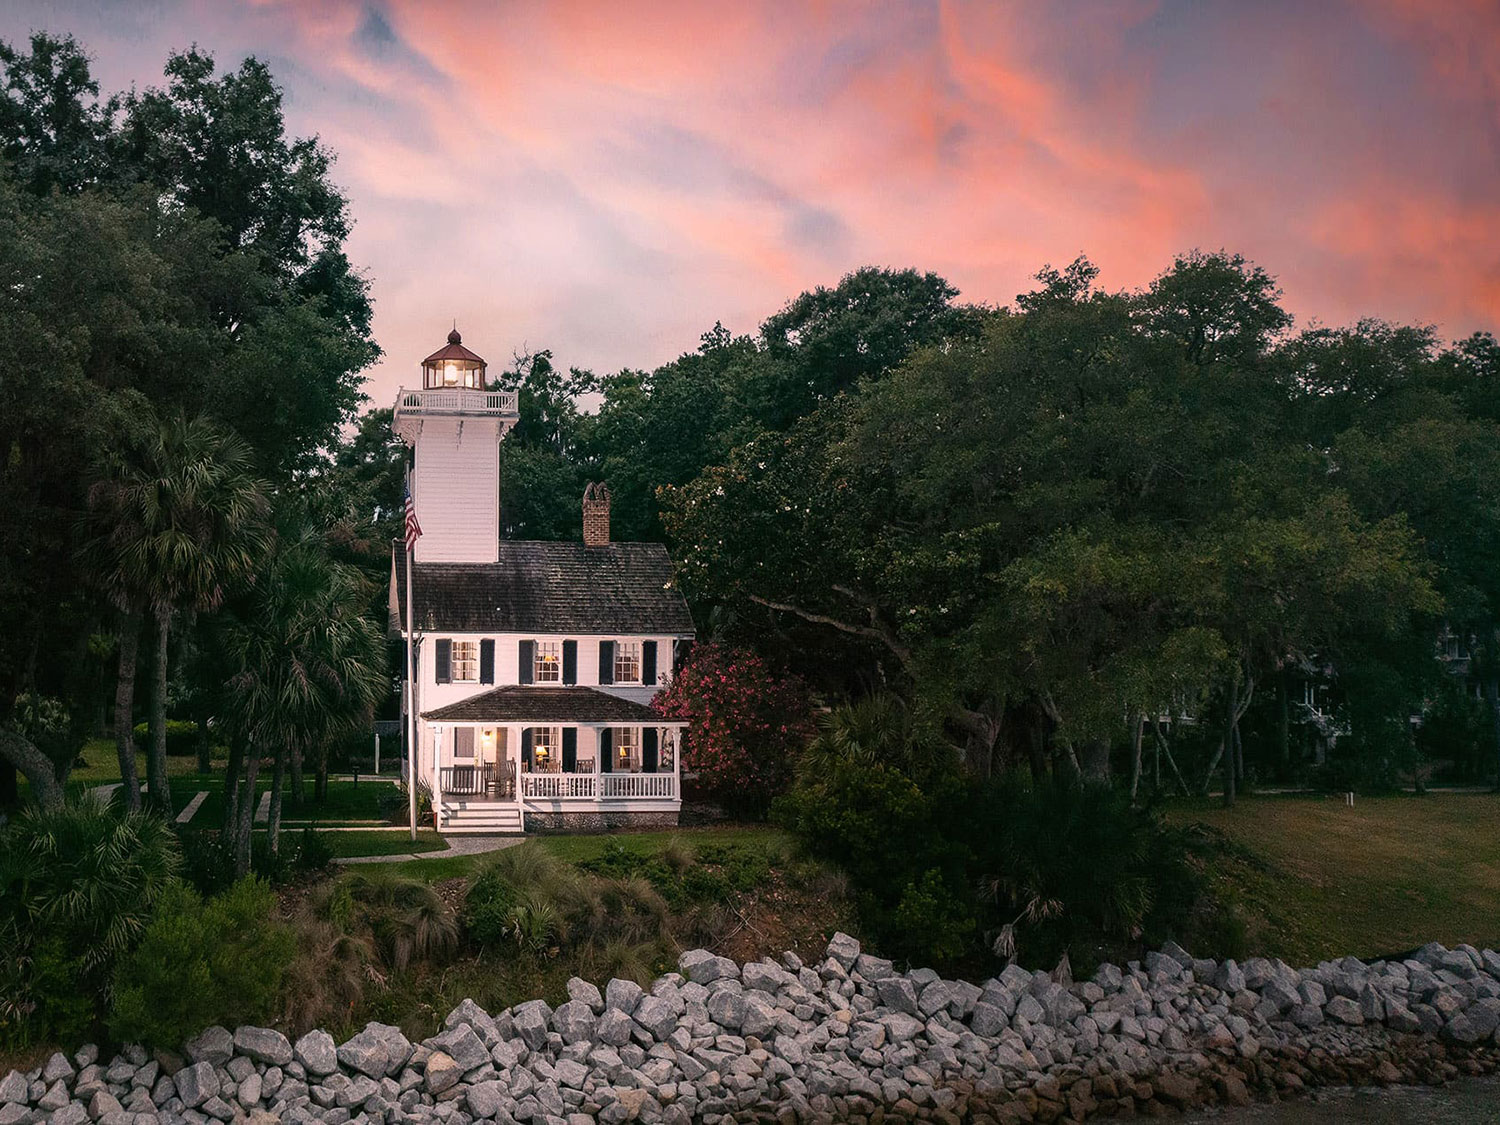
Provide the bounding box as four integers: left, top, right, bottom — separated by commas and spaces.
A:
439, 802, 524, 835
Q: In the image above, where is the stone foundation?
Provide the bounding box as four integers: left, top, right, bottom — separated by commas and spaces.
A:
523, 809, 679, 833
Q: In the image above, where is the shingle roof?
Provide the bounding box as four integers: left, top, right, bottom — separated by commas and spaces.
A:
422, 685, 675, 724
391, 540, 695, 635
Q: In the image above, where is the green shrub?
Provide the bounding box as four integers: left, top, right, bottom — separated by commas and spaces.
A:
0, 799, 182, 1044
574, 840, 776, 910
179, 830, 307, 896
294, 827, 336, 874
132, 719, 200, 756
890, 870, 976, 965
109, 878, 296, 1047
778, 700, 1210, 969
968, 778, 1198, 966
464, 864, 522, 948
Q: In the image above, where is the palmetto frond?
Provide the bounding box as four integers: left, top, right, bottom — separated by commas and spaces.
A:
80, 409, 271, 616
221, 528, 385, 754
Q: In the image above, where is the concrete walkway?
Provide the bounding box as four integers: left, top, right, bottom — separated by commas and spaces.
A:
254, 790, 272, 823
89, 783, 120, 806
336, 834, 527, 865
175, 790, 209, 824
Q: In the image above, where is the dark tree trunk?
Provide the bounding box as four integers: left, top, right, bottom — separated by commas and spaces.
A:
148, 605, 172, 814
1276, 668, 1290, 779
1487, 678, 1500, 793
113, 613, 142, 812
0, 730, 63, 809
235, 741, 262, 879
1222, 686, 1238, 808
289, 741, 304, 806
268, 746, 286, 856
1027, 718, 1048, 781
315, 752, 329, 802
1129, 714, 1144, 801
0, 758, 16, 809
195, 694, 212, 774
223, 735, 245, 834
1079, 739, 1110, 783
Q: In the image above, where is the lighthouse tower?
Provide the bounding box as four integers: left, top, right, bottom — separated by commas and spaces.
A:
392, 330, 519, 563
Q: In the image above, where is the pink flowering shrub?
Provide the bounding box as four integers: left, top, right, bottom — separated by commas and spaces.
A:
653, 642, 814, 814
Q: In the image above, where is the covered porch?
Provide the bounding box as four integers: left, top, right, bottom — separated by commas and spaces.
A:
420, 686, 685, 832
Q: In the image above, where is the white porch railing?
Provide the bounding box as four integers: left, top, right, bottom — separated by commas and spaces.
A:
517, 772, 677, 800
395, 388, 518, 416
601, 773, 676, 799
520, 773, 596, 799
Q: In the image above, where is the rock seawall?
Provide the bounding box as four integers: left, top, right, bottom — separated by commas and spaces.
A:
4, 936, 1500, 1124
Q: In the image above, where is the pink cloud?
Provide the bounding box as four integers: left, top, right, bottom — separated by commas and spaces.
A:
3, 0, 1495, 405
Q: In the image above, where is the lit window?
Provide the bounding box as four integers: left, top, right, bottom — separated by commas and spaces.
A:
615, 726, 639, 772
535, 641, 561, 683
614, 641, 641, 684
533, 726, 557, 770
452, 640, 478, 682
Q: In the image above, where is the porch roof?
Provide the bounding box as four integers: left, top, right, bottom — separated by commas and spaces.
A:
421, 685, 678, 725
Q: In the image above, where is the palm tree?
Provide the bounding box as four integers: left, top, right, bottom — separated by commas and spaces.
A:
221, 528, 385, 874
82, 410, 269, 813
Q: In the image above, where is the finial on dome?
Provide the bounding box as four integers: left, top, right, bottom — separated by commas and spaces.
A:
447, 327, 462, 345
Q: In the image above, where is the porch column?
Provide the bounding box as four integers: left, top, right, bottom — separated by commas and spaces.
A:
594, 726, 603, 798
673, 725, 682, 799
508, 723, 523, 804
432, 724, 443, 830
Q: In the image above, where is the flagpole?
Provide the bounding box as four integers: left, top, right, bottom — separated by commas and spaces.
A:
406, 469, 419, 842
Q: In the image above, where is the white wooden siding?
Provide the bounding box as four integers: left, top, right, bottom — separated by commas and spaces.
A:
412, 415, 502, 563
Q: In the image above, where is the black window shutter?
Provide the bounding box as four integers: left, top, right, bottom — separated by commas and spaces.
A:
562, 640, 577, 685
479, 639, 495, 684
598, 640, 615, 685
522, 727, 533, 770
642, 641, 658, 686
643, 727, 658, 772
599, 728, 613, 773
519, 639, 535, 684
435, 639, 452, 684
562, 727, 577, 772
672, 638, 693, 674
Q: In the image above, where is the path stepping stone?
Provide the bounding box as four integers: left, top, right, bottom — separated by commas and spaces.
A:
254, 790, 272, 823
89, 783, 121, 807
175, 790, 209, 824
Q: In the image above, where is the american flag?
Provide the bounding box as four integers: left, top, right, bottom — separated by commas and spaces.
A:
404, 482, 422, 551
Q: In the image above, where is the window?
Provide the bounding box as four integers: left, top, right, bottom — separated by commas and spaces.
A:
615, 726, 639, 772
533, 726, 558, 770
614, 641, 641, 684
535, 641, 561, 683
451, 640, 479, 682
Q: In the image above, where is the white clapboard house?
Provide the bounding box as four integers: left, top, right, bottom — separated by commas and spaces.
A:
390, 331, 693, 834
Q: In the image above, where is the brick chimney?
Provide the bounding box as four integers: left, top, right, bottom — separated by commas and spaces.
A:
582, 481, 611, 546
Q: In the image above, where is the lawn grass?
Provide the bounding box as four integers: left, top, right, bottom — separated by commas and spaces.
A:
359, 824, 793, 882
315, 829, 446, 858
1165, 791, 1500, 965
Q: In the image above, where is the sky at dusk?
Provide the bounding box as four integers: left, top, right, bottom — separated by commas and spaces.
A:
4, 0, 1498, 409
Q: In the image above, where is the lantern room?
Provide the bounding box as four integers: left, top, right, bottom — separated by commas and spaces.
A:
421, 328, 488, 389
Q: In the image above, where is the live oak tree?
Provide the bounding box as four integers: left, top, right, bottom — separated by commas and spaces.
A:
0, 34, 378, 807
